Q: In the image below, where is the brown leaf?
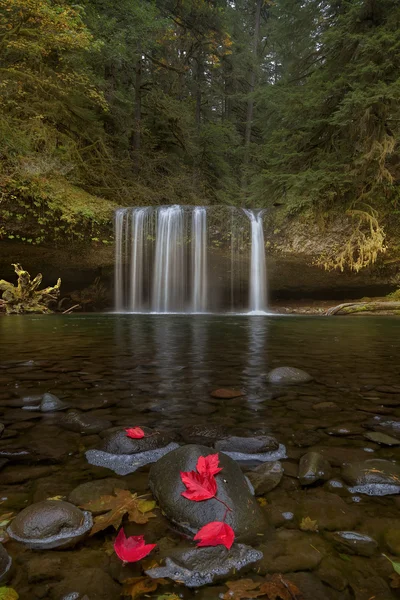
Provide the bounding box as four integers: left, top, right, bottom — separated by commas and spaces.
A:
80, 489, 156, 535
121, 576, 168, 599
222, 575, 303, 600
299, 517, 318, 532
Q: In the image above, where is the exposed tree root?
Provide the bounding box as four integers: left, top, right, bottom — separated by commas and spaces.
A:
0, 264, 61, 314
326, 301, 400, 316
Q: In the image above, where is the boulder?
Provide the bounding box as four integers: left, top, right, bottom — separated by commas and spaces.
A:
146, 544, 262, 587
341, 459, 400, 496
7, 500, 92, 549
246, 462, 283, 495
59, 410, 111, 435
266, 367, 313, 385
149, 444, 268, 542
298, 452, 331, 486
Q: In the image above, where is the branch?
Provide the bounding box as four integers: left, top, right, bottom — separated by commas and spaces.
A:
326, 301, 400, 316
144, 54, 186, 74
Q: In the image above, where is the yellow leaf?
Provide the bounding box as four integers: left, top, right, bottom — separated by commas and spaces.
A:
257, 498, 267, 507
300, 516, 318, 532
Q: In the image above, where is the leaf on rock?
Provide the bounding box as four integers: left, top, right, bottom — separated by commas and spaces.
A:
299, 516, 318, 532
196, 453, 223, 477
81, 489, 156, 535
180, 470, 217, 501
0, 513, 14, 528
114, 529, 157, 564
194, 521, 235, 550
0, 588, 19, 600
222, 575, 304, 600
121, 575, 167, 599
126, 427, 145, 439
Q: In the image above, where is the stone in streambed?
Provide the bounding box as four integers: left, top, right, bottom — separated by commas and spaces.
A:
180, 424, 226, 445
68, 478, 129, 507
149, 444, 268, 542
0, 423, 4, 439
384, 529, 400, 556
246, 461, 283, 494
266, 367, 313, 385
85, 426, 179, 475
40, 393, 70, 413
214, 435, 286, 462
341, 459, 400, 496
330, 531, 378, 557
0, 543, 12, 584
296, 490, 360, 531
210, 388, 245, 399
7, 500, 92, 550
145, 544, 262, 587
364, 431, 400, 446
298, 452, 331, 486
59, 409, 111, 435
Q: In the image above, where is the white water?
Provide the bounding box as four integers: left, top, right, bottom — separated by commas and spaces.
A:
243, 209, 267, 312
192, 207, 207, 312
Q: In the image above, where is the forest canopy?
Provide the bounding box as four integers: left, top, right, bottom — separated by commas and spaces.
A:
0, 0, 399, 268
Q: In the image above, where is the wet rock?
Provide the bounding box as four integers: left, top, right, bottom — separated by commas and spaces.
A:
296, 490, 360, 531
324, 479, 349, 496
0, 447, 35, 462
59, 410, 111, 435
40, 393, 70, 412
149, 444, 268, 541
210, 388, 245, 399
286, 572, 341, 600
146, 544, 262, 587
0, 543, 12, 584
267, 367, 313, 385
364, 431, 400, 446
68, 478, 128, 507
0, 423, 4, 438
341, 459, 400, 496
290, 430, 324, 447
356, 404, 393, 415
246, 461, 283, 494
317, 557, 348, 591
313, 402, 338, 411
180, 424, 226, 445
384, 529, 400, 555
327, 425, 364, 437
26, 554, 64, 583
298, 452, 331, 486
100, 427, 174, 454
257, 530, 325, 574
50, 568, 120, 600
330, 531, 378, 557
7, 500, 92, 549
215, 435, 279, 454
1, 464, 60, 484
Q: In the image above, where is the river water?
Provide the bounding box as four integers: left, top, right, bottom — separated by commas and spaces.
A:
1, 315, 400, 599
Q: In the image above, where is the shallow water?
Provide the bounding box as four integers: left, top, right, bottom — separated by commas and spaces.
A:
1, 315, 400, 599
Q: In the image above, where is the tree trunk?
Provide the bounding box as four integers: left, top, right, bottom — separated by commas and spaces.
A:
132, 56, 142, 171
326, 301, 400, 316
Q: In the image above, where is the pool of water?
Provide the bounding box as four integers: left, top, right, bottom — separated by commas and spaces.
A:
1, 315, 400, 599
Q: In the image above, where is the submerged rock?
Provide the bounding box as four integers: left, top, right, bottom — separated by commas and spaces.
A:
0, 543, 12, 584
215, 435, 279, 454
266, 367, 313, 385
180, 424, 226, 445
210, 388, 245, 399
149, 444, 268, 542
86, 426, 179, 475
59, 409, 111, 435
341, 459, 400, 496
298, 452, 331, 486
68, 478, 128, 507
330, 531, 378, 557
7, 500, 92, 549
0, 423, 4, 439
246, 461, 283, 494
296, 490, 360, 531
364, 431, 400, 446
40, 393, 70, 413
146, 544, 262, 587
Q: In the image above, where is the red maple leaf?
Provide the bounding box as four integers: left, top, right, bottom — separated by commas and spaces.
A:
196, 453, 223, 477
194, 521, 235, 550
114, 529, 156, 563
180, 470, 217, 501
125, 427, 145, 439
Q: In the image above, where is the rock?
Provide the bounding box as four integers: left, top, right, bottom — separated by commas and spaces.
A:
7, 500, 92, 549
0, 543, 12, 584
317, 557, 348, 591
1, 464, 60, 484
341, 459, 400, 496
330, 531, 377, 557
0, 423, 4, 438
384, 529, 400, 555
313, 402, 338, 411
40, 393, 70, 412
68, 478, 128, 507
286, 572, 339, 600
257, 530, 324, 574
146, 544, 262, 587
296, 490, 360, 531
50, 568, 120, 600
291, 430, 324, 447
267, 367, 313, 385
100, 427, 174, 454
210, 388, 245, 399
298, 452, 331, 486
149, 445, 268, 542
215, 435, 279, 454
327, 425, 364, 436
364, 431, 400, 446
246, 462, 283, 494
59, 410, 111, 435
180, 424, 227, 445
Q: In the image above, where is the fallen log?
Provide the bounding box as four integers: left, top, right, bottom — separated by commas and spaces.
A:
325, 301, 400, 316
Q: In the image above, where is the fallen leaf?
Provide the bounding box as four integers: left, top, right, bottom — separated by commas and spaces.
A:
300, 517, 318, 532
126, 427, 145, 439
196, 453, 223, 477
0, 513, 14, 528
222, 574, 303, 599
194, 521, 235, 550
81, 489, 156, 535
121, 575, 167, 599
114, 529, 156, 564
257, 497, 268, 507
46, 496, 64, 501
383, 554, 400, 575
0, 588, 19, 600
339, 553, 351, 562
180, 471, 217, 501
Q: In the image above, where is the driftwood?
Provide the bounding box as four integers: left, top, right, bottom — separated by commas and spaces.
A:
326, 301, 400, 316
0, 264, 61, 314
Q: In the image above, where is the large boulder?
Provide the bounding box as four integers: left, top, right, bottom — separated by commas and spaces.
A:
149, 444, 268, 543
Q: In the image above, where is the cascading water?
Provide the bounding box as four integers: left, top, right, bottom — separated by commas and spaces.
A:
114, 205, 268, 313
243, 209, 267, 313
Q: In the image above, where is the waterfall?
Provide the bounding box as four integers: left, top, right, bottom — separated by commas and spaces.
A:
243, 209, 267, 313
192, 207, 207, 312
114, 205, 268, 313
